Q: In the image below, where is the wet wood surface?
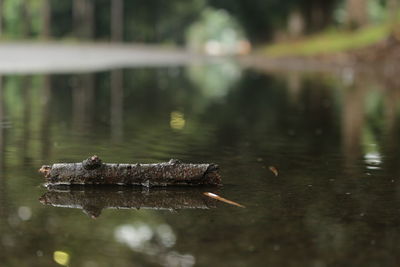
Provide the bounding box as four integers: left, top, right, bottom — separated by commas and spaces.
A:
39, 156, 221, 187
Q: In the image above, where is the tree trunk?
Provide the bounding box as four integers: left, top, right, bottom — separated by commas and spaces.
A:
73, 0, 94, 39
0, 0, 3, 37
388, 0, 399, 21
301, 0, 335, 33
41, 0, 51, 38
388, 0, 400, 40
346, 0, 368, 29
21, 0, 31, 37
287, 9, 305, 38
40, 156, 221, 187
111, 0, 124, 42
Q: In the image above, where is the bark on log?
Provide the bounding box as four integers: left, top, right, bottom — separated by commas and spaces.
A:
39, 187, 217, 218
39, 155, 221, 187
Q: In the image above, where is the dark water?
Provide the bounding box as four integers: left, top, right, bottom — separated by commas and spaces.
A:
1, 62, 400, 267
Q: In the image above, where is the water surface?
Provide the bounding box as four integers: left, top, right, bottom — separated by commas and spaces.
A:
1, 62, 400, 267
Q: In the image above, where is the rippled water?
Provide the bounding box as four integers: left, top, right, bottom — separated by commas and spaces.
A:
1, 62, 400, 266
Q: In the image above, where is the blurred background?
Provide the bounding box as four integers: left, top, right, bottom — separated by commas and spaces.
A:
1, 1, 400, 267
0, 0, 398, 53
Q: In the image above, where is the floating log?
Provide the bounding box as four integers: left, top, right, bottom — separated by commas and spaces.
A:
39, 187, 218, 217
39, 155, 221, 187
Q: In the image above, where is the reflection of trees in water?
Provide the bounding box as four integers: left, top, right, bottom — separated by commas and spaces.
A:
341, 77, 366, 174
187, 60, 241, 100
20, 77, 32, 165
339, 72, 400, 179
72, 74, 94, 135
300, 73, 400, 266
110, 69, 123, 142
0, 71, 199, 265
0, 75, 4, 168
0, 75, 7, 224
2, 68, 400, 266
40, 76, 52, 161
165, 70, 400, 266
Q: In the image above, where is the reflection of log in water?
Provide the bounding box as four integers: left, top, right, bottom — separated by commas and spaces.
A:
39, 187, 217, 218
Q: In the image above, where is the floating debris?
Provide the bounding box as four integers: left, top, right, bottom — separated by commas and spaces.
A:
39, 155, 221, 187
268, 166, 278, 176
203, 192, 245, 208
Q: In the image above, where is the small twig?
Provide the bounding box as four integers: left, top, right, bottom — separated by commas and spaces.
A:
203, 192, 245, 208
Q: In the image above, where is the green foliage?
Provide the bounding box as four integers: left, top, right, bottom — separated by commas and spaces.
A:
186, 7, 246, 52
208, 0, 290, 41
0, 0, 396, 45
3, 0, 25, 37
123, 0, 206, 43
3, 0, 43, 38
49, 0, 73, 38
264, 23, 391, 56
